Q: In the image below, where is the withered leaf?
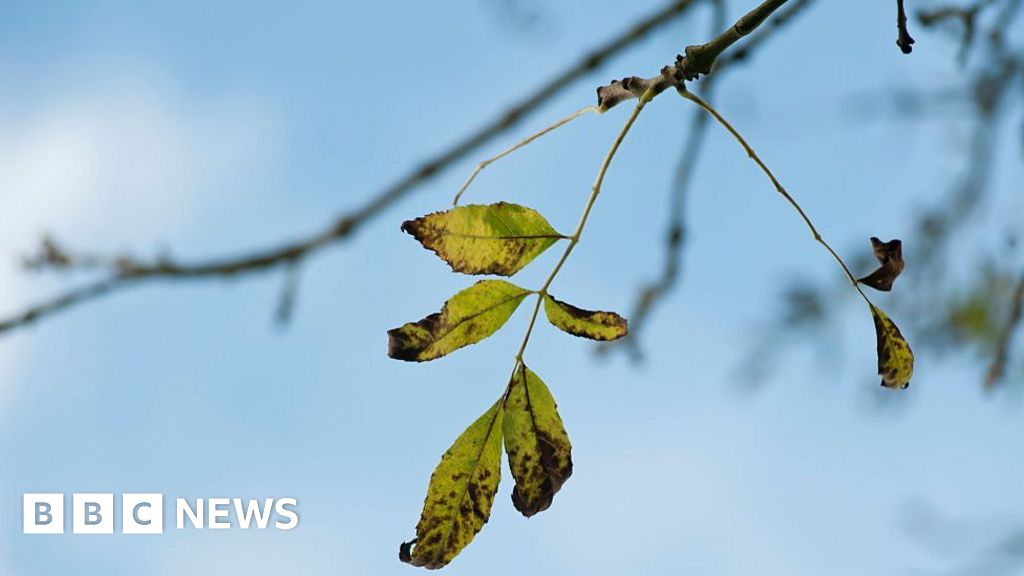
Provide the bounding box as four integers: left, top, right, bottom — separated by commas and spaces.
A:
542, 295, 628, 341
858, 237, 904, 292
402, 203, 565, 276
388, 280, 530, 362
400, 400, 504, 569
871, 305, 914, 389
502, 364, 572, 517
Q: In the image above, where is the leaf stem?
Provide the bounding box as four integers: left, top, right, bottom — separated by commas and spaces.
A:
675, 86, 872, 306
453, 105, 599, 206
503, 90, 655, 397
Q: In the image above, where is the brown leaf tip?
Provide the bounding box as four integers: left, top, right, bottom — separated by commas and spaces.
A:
400, 215, 430, 242
512, 487, 549, 518
387, 316, 439, 362
399, 539, 416, 563
510, 448, 573, 518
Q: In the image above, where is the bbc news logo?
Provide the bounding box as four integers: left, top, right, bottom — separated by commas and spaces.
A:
22, 493, 299, 534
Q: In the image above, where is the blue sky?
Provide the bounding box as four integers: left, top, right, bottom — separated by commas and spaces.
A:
1, 1, 1023, 574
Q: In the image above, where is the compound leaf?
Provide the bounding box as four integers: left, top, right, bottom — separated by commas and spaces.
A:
502, 365, 573, 517
400, 401, 504, 569
402, 202, 565, 276
388, 280, 531, 362
871, 305, 914, 389
543, 294, 628, 341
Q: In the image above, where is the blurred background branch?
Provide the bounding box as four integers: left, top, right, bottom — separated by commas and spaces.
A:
1, 0, 713, 335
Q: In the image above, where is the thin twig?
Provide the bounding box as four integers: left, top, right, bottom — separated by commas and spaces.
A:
599, 0, 728, 360
676, 86, 872, 306
601, 0, 820, 360
0, 278, 123, 333
604, 88, 714, 361
504, 89, 655, 399
452, 105, 598, 206
897, 0, 916, 54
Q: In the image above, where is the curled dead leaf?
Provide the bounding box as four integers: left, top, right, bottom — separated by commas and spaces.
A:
858, 237, 904, 292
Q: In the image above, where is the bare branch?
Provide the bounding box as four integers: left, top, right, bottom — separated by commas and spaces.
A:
715, 0, 817, 69
0, 277, 122, 334
678, 0, 790, 78
897, 0, 916, 54
597, 0, 793, 111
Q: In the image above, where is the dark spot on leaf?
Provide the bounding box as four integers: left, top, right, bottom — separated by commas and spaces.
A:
872, 306, 914, 389
502, 365, 574, 518
403, 401, 504, 569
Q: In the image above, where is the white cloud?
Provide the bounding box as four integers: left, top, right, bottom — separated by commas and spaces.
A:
0, 72, 280, 408
0, 77, 277, 251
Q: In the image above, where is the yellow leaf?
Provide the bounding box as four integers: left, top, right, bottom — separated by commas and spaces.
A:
400, 401, 504, 569
542, 294, 628, 341
402, 202, 565, 276
388, 280, 530, 362
871, 305, 914, 389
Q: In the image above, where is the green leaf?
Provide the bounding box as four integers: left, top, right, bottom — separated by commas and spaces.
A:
502, 364, 573, 517
401, 202, 565, 276
400, 401, 504, 569
543, 294, 628, 341
388, 280, 531, 362
870, 305, 914, 389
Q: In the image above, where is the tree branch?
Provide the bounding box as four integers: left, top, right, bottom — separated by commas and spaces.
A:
596, 0, 792, 111
916, 0, 1004, 62
715, 0, 816, 68
896, 0, 916, 54
1, 0, 705, 336
680, 0, 790, 77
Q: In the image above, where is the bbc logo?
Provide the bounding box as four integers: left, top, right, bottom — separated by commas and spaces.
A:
23, 493, 163, 535
23, 493, 298, 534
